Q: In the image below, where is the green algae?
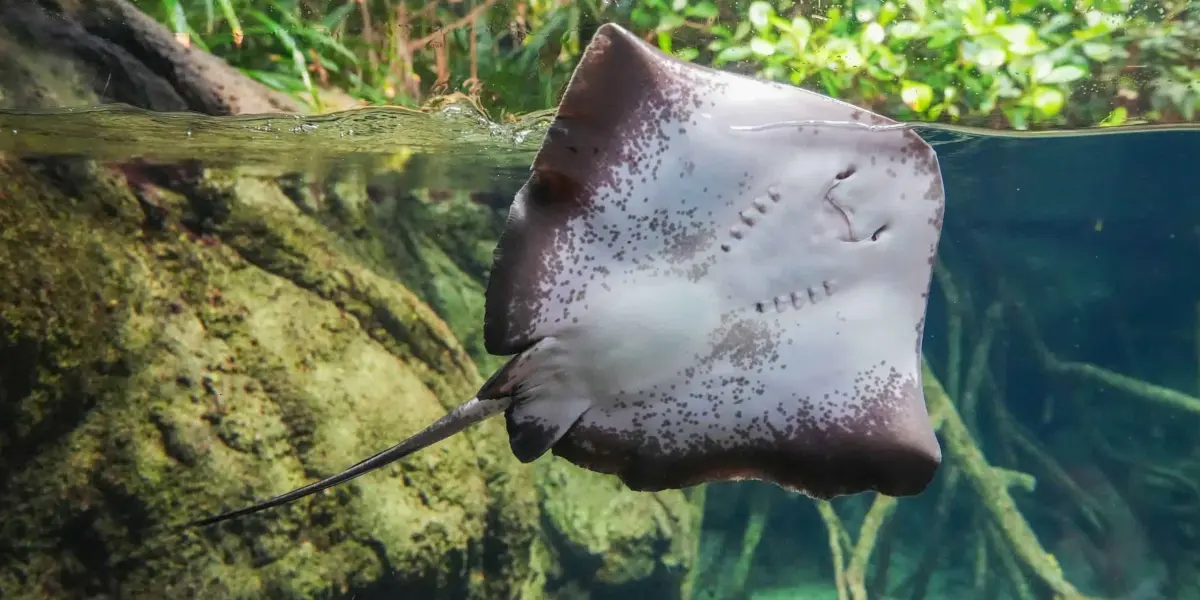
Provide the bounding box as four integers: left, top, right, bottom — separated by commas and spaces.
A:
537, 459, 700, 599
0, 158, 526, 599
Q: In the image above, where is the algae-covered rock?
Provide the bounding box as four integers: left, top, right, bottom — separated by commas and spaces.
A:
537, 460, 699, 600
0, 1, 700, 599
0, 157, 539, 599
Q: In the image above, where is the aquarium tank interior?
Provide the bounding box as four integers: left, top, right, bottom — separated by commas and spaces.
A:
0, 0, 1198, 599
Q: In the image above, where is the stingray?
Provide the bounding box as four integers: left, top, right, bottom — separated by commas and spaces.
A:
189, 22, 946, 528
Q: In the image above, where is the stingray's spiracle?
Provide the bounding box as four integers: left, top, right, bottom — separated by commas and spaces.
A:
729, 120, 914, 134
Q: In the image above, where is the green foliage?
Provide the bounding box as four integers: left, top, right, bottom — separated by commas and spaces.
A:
139, 0, 1199, 129
136, 0, 597, 118
637, 0, 1200, 128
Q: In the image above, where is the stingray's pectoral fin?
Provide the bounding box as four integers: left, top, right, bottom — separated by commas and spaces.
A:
186, 396, 510, 528
477, 343, 594, 464
505, 395, 591, 463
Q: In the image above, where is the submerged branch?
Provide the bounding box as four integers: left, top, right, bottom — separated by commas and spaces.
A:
972, 521, 990, 598
935, 262, 965, 400
921, 360, 1091, 599
960, 302, 1003, 434
900, 466, 962, 600
681, 485, 708, 600
728, 490, 772, 598
845, 494, 899, 600
1047, 359, 1200, 416
816, 500, 851, 600
989, 523, 1036, 600
1009, 296, 1200, 417
988, 377, 1109, 534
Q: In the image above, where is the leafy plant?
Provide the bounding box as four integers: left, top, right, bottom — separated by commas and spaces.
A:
138, 0, 1199, 129
137, 0, 605, 118
636, 0, 1199, 128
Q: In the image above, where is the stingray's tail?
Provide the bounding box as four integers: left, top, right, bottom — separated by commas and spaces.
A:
186, 396, 511, 528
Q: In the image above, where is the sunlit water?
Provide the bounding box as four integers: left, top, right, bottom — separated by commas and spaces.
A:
2, 104, 1199, 600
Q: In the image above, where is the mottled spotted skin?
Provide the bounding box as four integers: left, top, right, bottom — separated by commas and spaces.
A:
188, 23, 949, 529
484, 24, 946, 500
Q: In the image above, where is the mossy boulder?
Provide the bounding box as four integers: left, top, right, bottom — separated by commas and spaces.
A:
0, 156, 541, 599
0, 1, 700, 598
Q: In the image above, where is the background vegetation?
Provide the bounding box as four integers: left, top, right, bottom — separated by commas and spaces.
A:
136, 0, 1200, 129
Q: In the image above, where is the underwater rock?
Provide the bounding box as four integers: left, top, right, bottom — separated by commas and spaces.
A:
0, 2, 699, 599
0, 158, 531, 599
537, 460, 699, 599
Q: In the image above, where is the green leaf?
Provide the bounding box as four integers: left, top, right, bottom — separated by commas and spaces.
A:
791, 16, 813, 40
750, 37, 776, 56
656, 13, 686, 32
901, 80, 934, 112
1040, 65, 1087, 84
216, 0, 242, 41
1031, 87, 1065, 115
247, 9, 312, 94
891, 21, 922, 39
163, 0, 188, 35
710, 24, 734, 38
1039, 13, 1075, 37
748, 1, 773, 31
715, 45, 754, 63
906, 0, 927, 20
878, 51, 908, 76
1082, 42, 1113, 62
863, 23, 886, 45
927, 25, 961, 48
995, 23, 1046, 55
1099, 106, 1128, 127
1010, 0, 1037, 16
834, 44, 866, 70
976, 47, 1007, 70
957, 0, 988, 33
733, 21, 752, 40
657, 31, 674, 53
1032, 54, 1054, 81
1004, 106, 1030, 129
769, 14, 793, 32
320, 3, 356, 30
686, 2, 719, 19
675, 47, 700, 62
878, 2, 900, 25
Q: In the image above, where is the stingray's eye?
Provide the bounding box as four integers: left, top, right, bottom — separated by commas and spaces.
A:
835, 166, 857, 180
871, 224, 888, 241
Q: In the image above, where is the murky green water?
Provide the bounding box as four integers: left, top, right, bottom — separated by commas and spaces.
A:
3, 102, 1200, 600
